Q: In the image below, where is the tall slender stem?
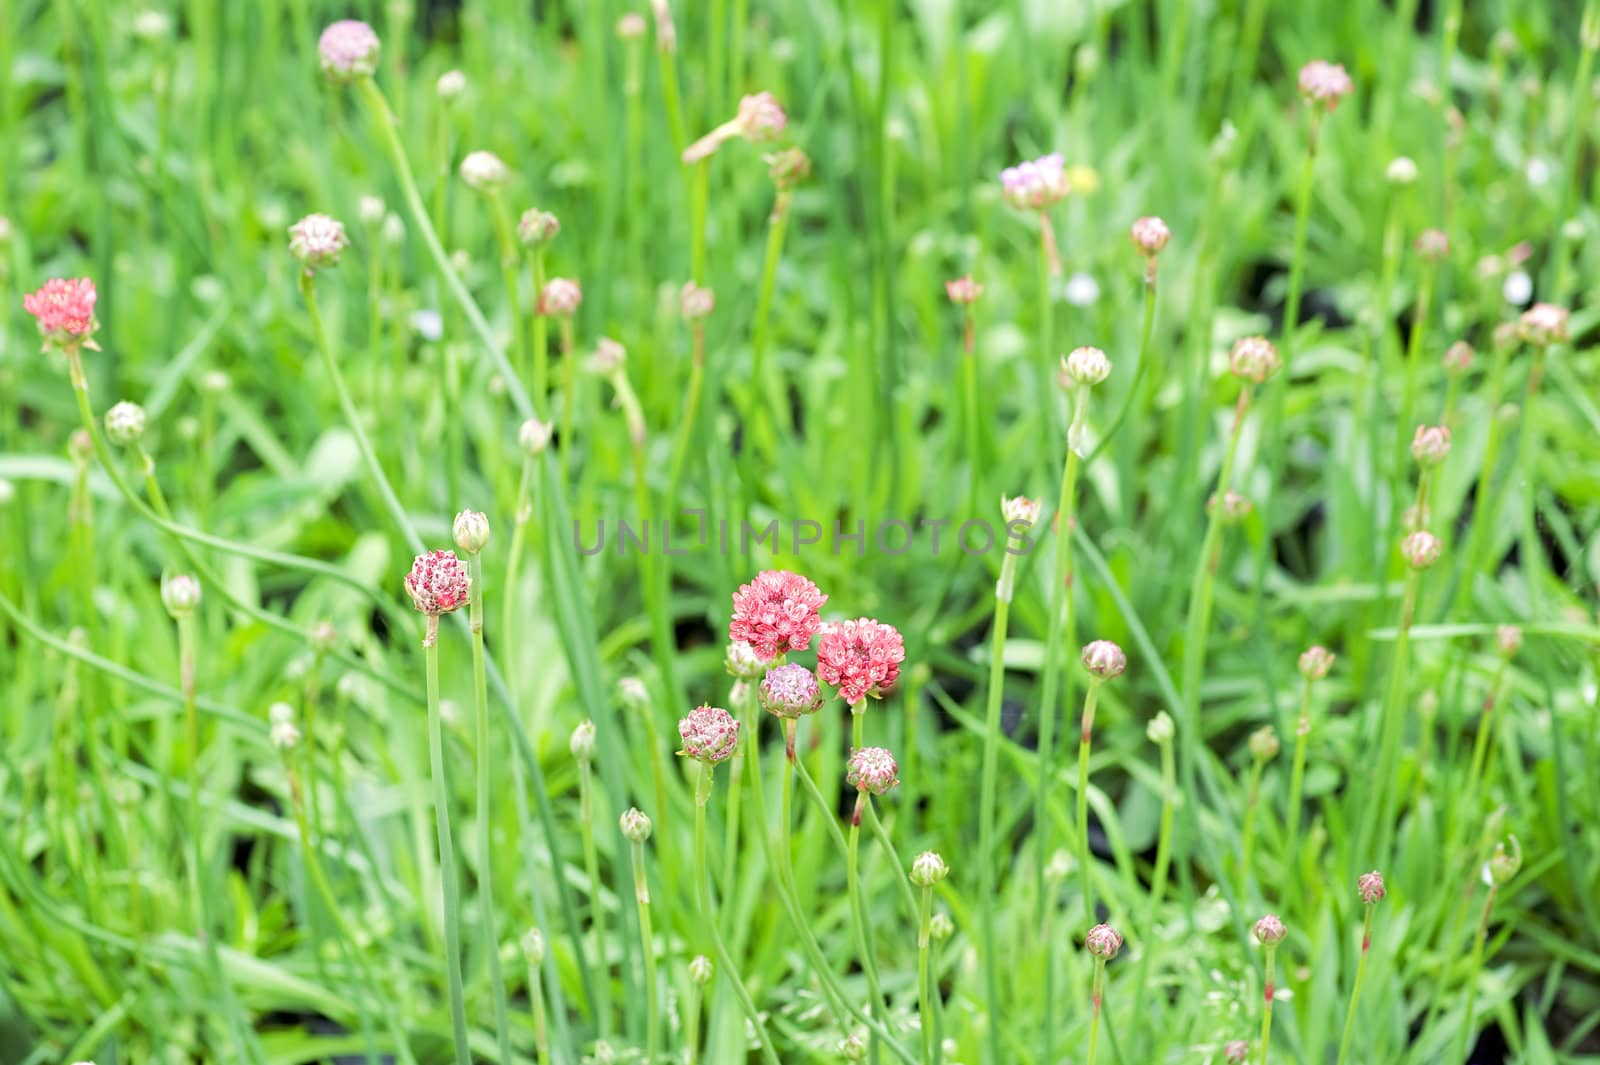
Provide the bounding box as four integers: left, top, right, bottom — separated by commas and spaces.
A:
425, 631, 472, 1065
467, 553, 513, 1063
1335, 904, 1377, 1065
578, 757, 612, 1034
1087, 956, 1107, 1065
630, 837, 660, 1065
1075, 677, 1103, 927
1284, 678, 1315, 875
977, 543, 1020, 1065
917, 883, 936, 1065
1256, 944, 1278, 1065
847, 792, 889, 1065
1362, 566, 1423, 864
1454, 885, 1499, 1063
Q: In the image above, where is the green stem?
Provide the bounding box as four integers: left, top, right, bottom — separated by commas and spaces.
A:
1458, 341, 1514, 588
578, 758, 612, 1034
917, 884, 935, 1065
1334, 904, 1377, 1065
525, 955, 553, 1065
529, 250, 549, 412
1087, 957, 1106, 1065
631, 839, 661, 1065
1362, 567, 1423, 865
1282, 116, 1320, 367
559, 317, 577, 484
1075, 678, 1102, 928
1257, 945, 1277, 1065
1085, 268, 1158, 466
1454, 886, 1498, 1063
425, 630, 473, 1065
1239, 758, 1266, 889
749, 192, 793, 463
977, 546, 1019, 1065
847, 794, 889, 1065
1284, 679, 1314, 877
468, 554, 513, 1063
1128, 735, 1175, 1022
486, 194, 528, 388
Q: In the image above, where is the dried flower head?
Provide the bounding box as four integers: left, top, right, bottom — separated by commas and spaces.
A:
404, 550, 471, 616
1207, 491, 1253, 525
518, 208, 561, 247
1081, 639, 1126, 681
1229, 335, 1281, 383
570, 720, 597, 763
318, 20, 380, 81
436, 69, 468, 100
1147, 711, 1175, 744
460, 150, 511, 191
1298, 60, 1354, 108
817, 618, 906, 706
735, 92, 788, 141
946, 275, 983, 306
289, 214, 350, 271
1000, 153, 1070, 211
760, 663, 824, 718
1130, 216, 1171, 256
1298, 645, 1335, 680
24, 277, 100, 349
1249, 725, 1280, 761
1062, 345, 1112, 387
766, 147, 812, 189
1086, 923, 1123, 960
539, 278, 582, 317
910, 850, 949, 886
620, 807, 653, 843
1401, 530, 1442, 570
728, 569, 828, 661
449, 510, 490, 555
1495, 624, 1523, 658
1519, 302, 1570, 346
1357, 869, 1386, 904
677, 705, 740, 764
1254, 913, 1287, 946
680, 281, 715, 320
1442, 340, 1474, 375
1410, 424, 1452, 468
104, 401, 147, 446
847, 746, 900, 795
161, 573, 202, 618
519, 417, 553, 455
1386, 156, 1418, 186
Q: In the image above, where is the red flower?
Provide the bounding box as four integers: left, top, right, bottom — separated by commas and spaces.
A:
817, 618, 905, 706
728, 570, 827, 662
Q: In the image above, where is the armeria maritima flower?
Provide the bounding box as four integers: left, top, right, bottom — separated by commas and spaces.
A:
1411, 424, 1452, 468
735, 92, 787, 141
1298, 59, 1354, 109
1254, 913, 1287, 946
460, 150, 511, 191
289, 214, 349, 271
1298, 645, 1335, 680
945, 275, 983, 305
540, 278, 582, 316
760, 663, 824, 718
1519, 302, 1570, 346
677, 704, 740, 764
817, 617, 905, 706
1229, 335, 1281, 383
23, 278, 99, 350
1062, 345, 1112, 387
318, 20, 380, 81
1080, 639, 1126, 681
1000, 152, 1069, 211
1358, 870, 1386, 904
846, 746, 900, 795
1129, 216, 1171, 256
404, 549, 471, 616
518, 208, 560, 247
1085, 922, 1123, 960
728, 569, 827, 661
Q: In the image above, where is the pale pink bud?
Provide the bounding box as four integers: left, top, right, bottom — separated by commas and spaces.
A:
1442, 340, 1473, 375
517, 208, 560, 247
1000, 153, 1069, 210
1224, 1040, 1249, 1063
846, 746, 900, 795
1357, 869, 1386, 904
1519, 302, 1569, 346
1495, 624, 1523, 658
451, 509, 491, 554
766, 147, 812, 188
1401, 531, 1442, 570
1229, 336, 1281, 383
677, 705, 740, 764
1085, 922, 1123, 960
1081, 640, 1126, 681
617, 13, 647, 38
946, 275, 983, 305
404, 550, 470, 615
318, 20, 380, 82
161, 573, 202, 618
1001, 495, 1041, 528
1207, 491, 1252, 524
680, 281, 715, 320
540, 278, 582, 317
1298, 646, 1335, 680
910, 850, 948, 886
1415, 228, 1449, 261
1254, 913, 1287, 946
460, 150, 511, 191
1298, 60, 1354, 109
1062, 345, 1112, 386
1129, 216, 1171, 256
759, 663, 824, 719
735, 92, 787, 142
289, 214, 349, 270
1410, 424, 1451, 468
590, 336, 627, 374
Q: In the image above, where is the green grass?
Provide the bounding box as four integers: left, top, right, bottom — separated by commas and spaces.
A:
2, 0, 1600, 1062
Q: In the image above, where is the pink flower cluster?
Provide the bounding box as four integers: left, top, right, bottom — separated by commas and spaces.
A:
319, 20, 380, 81
1298, 60, 1354, 109
678, 705, 740, 764
817, 618, 905, 706
1000, 153, 1069, 211
728, 569, 828, 661
23, 278, 99, 348
404, 549, 471, 616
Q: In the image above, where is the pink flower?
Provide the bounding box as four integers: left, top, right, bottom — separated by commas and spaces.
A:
945, 275, 983, 305
1298, 60, 1354, 109
1001, 153, 1069, 211
846, 746, 900, 795
817, 618, 905, 706
728, 570, 827, 661
318, 20, 381, 81
289, 214, 350, 270
760, 663, 824, 719
23, 278, 99, 349
1085, 923, 1123, 960
404, 549, 471, 616
735, 92, 788, 142
1129, 216, 1171, 256
1519, 302, 1570, 346
1357, 870, 1386, 905
1254, 913, 1287, 946
678, 705, 740, 764
540, 278, 582, 317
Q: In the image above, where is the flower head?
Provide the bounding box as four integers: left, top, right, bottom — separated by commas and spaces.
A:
289, 214, 349, 271
760, 663, 824, 718
817, 618, 906, 706
358, 195, 386, 226
161, 573, 202, 618
846, 746, 900, 795
518, 208, 560, 247
929, 912, 954, 942
735, 92, 787, 141
1146, 712, 1175, 744
1254, 913, 1287, 946
1229, 336, 1281, 383
1061, 345, 1112, 387
519, 417, 553, 455
451, 509, 490, 554
460, 150, 511, 191
680, 281, 715, 320
728, 569, 827, 661
1401, 530, 1442, 570
1415, 228, 1449, 262
724, 641, 766, 680
1519, 302, 1570, 346
104, 401, 147, 446
1298, 645, 1335, 680
319, 20, 380, 81
1000, 153, 1069, 211
570, 720, 596, 762
1085, 923, 1123, 960
1002, 495, 1041, 529
678, 705, 740, 764
1495, 624, 1523, 658
270, 704, 302, 751
1410, 425, 1452, 468
1249, 725, 1280, 761
1130, 216, 1171, 256
946, 275, 983, 306
838, 1035, 867, 1062
910, 850, 949, 886
618, 676, 649, 710
1080, 639, 1126, 681
766, 147, 812, 189
1358, 870, 1386, 904
689, 954, 713, 985
404, 550, 471, 615
1487, 835, 1521, 885
23, 278, 99, 349
1298, 60, 1354, 109
620, 807, 653, 843
539, 278, 582, 317
522, 927, 546, 964
1442, 340, 1473, 375
436, 69, 468, 100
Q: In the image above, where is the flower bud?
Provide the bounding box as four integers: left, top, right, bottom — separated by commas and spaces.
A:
358, 195, 386, 226
677, 705, 740, 764
838, 1035, 867, 1061
519, 417, 553, 455
1061, 345, 1112, 387
1225, 1040, 1249, 1063
1487, 835, 1521, 885
846, 746, 900, 796
689, 954, 713, 985
1401, 530, 1442, 570
436, 69, 468, 100
766, 146, 812, 189
1080, 640, 1126, 681
104, 401, 147, 446
735, 92, 787, 142
590, 336, 627, 375
910, 850, 949, 887
1146, 712, 1174, 744
1249, 725, 1280, 762
1495, 624, 1523, 658
725, 641, 766, 680
1385, 156, 1418, 186
522, 927, 546, 964
1298, 646, 1335, 681
759, 663, 824, 718
1207, 491, 1252, 525
1001, 495, 1041, 529
161, 573, 202, 618
945, 275, 983, 305
929, 912, 954, 942
680, 281, 715, 320
1086, 922, 1123, 960
318, 20, 380, 82
452, 509, 491, 554
617, 12, 647, 38
1415, 228, 1449, 262
1519, 302, 1570, 346
540, 278, 582, 317
289, 213, 349, 271
1129, 216, 1171, 256
569, 720, 597, 763
1298, 59, 1354, 109
518, 208, 560, 247
460, 150, 511, 192
1229, 336, 1280, 383
1442, 340, 1473, 375
1254, 913, 1286, 946
1357, 869, 1386, 904
620, 807, 653, 843
310, 620, 338, 655
1410, 424, 1451, 468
